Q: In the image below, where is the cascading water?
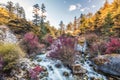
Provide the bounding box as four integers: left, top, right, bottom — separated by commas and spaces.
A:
33, 39, 107, 80
75, 41, 107, 80
34, 53, 73, 80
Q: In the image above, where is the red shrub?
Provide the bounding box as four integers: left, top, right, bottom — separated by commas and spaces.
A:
20, 32, 45, 55
29, 66, 43, 79
90, 40, 106, 55
24, 32, 39, 48
48, 36, 76, 66
105, 38, 120, 54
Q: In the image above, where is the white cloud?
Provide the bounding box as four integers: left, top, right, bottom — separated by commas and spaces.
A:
92, 5, 96, 8
69, 4, 81, 11
69, 5, 77, 11
80, 8, 85, 12
80, 7, 90, 12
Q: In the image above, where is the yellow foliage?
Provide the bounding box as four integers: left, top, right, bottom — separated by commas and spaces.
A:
0, 43, 26, 70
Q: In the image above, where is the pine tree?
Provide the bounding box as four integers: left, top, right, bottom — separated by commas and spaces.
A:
102, 13, 113, 36
59, 21, 65, 35
6, 1, 14, 13
33, 4, 40, 26
40, 3, 47, 35
66, 22, 72, 31
40, 3, 46, 25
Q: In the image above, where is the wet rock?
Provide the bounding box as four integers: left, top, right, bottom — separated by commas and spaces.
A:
42, 66, 47, 72
39, 72, 48, 79
55, 63, 62, 68
63, 71, 69, 77
93, 54, 120, 77
48, 65, 53, 71
89, 77, 102, 80
72, 64, 87, 75
73, 74, 87, 80
37, 58, 42, 62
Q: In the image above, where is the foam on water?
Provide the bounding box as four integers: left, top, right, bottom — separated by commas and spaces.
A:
34, 53, 73, 80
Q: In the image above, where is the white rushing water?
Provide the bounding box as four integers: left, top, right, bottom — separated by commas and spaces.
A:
33, 40, 107, 80
75, 41, 107, 80
34, 53, 73, 80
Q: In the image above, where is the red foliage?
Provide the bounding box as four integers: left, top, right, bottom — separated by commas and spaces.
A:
22, 32, 46, 55
46, 35, 53, 44
105, 38, 120, 54
29, 66, 43, 79
90, 40, 106, 55
48, 36, 76, 65
33, 66, 43, 73
24, 32, 39, 48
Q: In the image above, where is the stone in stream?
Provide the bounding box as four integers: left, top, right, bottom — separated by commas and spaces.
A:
37, 58, 42, 62
93, 54, 120, 77
42, 66, 47, 72
63, 71, 69, 77
55, 63, 62, 68
72, 64, 87, 75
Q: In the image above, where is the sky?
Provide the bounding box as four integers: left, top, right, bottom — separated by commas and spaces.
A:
0, 0, 113, 28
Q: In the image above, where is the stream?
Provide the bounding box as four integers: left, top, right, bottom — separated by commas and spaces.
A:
0, 26, 108, 80
33, 40, 107, 80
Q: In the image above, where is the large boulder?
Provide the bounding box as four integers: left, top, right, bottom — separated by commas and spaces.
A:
93, 54, 120, 77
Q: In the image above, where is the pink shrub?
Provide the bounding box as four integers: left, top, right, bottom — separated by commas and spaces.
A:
24, 32, 39, 48
29, 66, 43, 79
105, 38, 120, 54
48, 36, 76, 66
21, 32, 46, 55
85, 33, 98, 47
90, 40, 106, 55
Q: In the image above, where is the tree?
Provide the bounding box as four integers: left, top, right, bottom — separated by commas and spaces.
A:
15, 3, 20, 18
40, 3, 46, 25
94, 11, 103, 35
18, 7, 26, 18
66, 22, 72, 31
79, 14, 86, 33
59, 21, 65, 35
33, 4, 40, 26
6, 1, 14, 13
102, 13, 114, 36
74, 16, 77, 31
40, 3, 47, 36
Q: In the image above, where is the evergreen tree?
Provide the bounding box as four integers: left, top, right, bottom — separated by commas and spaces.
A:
74, 16, 77, 31
15, 3, 20, 18
59, 21, 65, 35
102, 13, 113, 36
40, 3, 46, 25
40, 3, 47, 36
18, 7, 25, 18
33, 4, 40, 26
66, 22, 72, 31
6, 1, 14, 13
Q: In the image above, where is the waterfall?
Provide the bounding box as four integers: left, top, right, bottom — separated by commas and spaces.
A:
74, 40, 107, 80
34, 53, 73, 80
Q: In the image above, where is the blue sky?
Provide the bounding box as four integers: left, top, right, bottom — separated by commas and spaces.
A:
1, 0, 113, 28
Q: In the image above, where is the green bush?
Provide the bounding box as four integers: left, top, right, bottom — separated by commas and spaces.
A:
0, 43, 25, 71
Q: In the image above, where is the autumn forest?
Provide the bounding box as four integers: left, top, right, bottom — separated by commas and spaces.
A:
0, 0, 120, 80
